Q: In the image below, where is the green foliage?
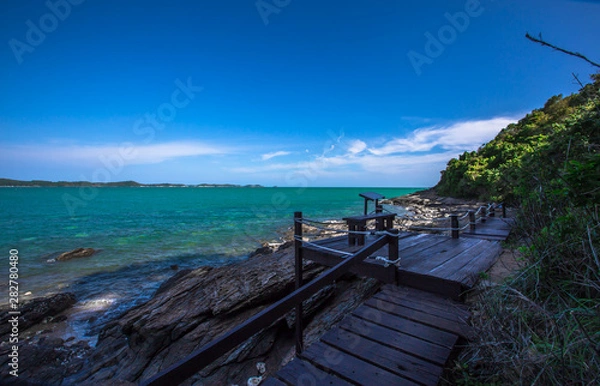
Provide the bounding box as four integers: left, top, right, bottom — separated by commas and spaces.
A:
436, 74, 600, 205
440, 73, 600, 385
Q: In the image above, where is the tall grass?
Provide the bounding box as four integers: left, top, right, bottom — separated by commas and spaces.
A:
446, 201, 600, 385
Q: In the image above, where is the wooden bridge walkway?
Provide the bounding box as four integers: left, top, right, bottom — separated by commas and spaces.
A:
265, 216, 512, 385
302, 216, 512, 300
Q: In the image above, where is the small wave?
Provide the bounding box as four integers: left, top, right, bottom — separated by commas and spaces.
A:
75, 296, 119, 312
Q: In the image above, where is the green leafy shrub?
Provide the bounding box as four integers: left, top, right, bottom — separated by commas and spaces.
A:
440, 73, 600, 385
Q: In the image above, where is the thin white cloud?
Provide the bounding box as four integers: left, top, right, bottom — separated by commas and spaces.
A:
261, 150, 291, 161
347, 139, 367, 154
369, 117, 517, 155
2, 141, 229, 165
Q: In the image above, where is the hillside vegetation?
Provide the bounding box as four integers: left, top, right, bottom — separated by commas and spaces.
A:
438, 74, 600, 385
437, 73, 599, 205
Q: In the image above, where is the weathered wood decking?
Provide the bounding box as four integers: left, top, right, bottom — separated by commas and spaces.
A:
303, 227, 504, 300
266, 216, 512, 385
461, 216, 514, 241
267, 285, 473, 386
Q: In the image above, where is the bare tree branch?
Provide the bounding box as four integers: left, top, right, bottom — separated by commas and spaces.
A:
526, 32, 600, 69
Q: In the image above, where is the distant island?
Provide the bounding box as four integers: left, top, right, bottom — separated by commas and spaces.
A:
0, 178, 263, 188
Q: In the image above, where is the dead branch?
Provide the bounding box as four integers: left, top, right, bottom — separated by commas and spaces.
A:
526, 32, 600, 69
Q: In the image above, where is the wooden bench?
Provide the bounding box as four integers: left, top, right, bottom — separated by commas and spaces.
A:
342, 212, 396, 246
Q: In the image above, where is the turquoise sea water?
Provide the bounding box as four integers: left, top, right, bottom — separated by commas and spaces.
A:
0, 187, 421, 341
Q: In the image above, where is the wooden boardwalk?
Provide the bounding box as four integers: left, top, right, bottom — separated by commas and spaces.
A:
266, 285, 472, 386
303, 230, 504, 300
265, 216, 512, 385
461, 217, 514, 241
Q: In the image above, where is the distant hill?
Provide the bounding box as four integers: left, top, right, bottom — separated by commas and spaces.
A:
0, 179, 264, 188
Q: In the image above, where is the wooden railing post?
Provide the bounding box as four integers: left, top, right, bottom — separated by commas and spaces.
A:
468, 210, 476, 231
450, 214, 459, 239
293, 212, 304, 354
481, 206, 487, 223
502, 203, 506, 218
388, 228, 399, 266
489, 204, 495, 217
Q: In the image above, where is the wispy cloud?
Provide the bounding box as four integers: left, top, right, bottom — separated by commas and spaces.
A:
347, 139, 367, 154
368, 117, 516, 155
261, 150, 291, 161
2, 141, 230, 165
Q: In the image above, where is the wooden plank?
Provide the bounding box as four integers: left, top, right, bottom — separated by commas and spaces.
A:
465, 227, 511, 236
321, 327, 442, 386
399, 234, 448, 256
374, 291, 471, 321
427, 239, 495, 277
339, 314, 455, 364
432, 240, 500, 280
371, 292, 468, 323
363, 298, 473, 340
395, 233, 432, 249
444, 242, 502, 287
399, 237, 481, 272
301, 341, 420, 386
261, 377, 289, 386
461, 233, 507, 241
470, 225, 512, 235
350, 306, 458, 349
380, 285, 469, 311
276, 358, 353, 386
462, 218, 512, 240
396, 269, 464, 300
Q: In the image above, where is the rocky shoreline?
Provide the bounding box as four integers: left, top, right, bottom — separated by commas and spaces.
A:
0, 189, 494, 385
384, 188, 489, 233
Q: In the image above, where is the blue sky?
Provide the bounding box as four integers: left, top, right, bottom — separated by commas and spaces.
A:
1, 0, 599, 187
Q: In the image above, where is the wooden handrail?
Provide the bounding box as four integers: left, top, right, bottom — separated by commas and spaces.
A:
140, 226, 391, 386
450, 203, 506, 238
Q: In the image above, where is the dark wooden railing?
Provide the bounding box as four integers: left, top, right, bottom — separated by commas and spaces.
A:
449, 203, 506, 239
139, 212, 398, 386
